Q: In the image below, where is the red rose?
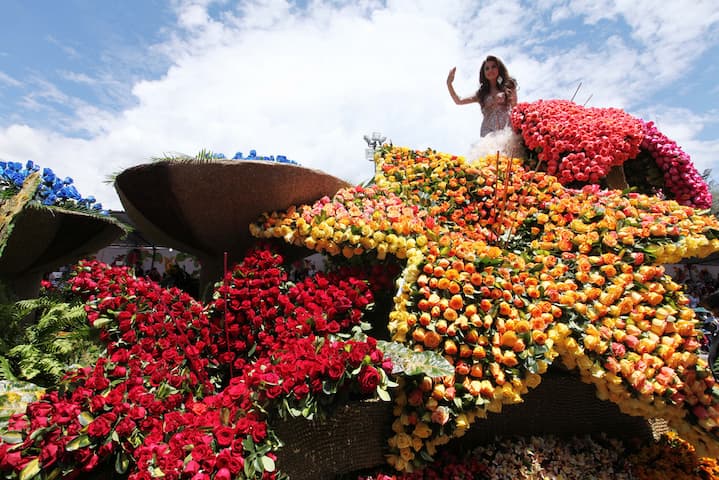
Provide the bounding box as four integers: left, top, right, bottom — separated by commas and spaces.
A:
114, 417, 136, 437
184, 459, 200, 475
87, 413, 116, 438
214, 426, 235, 447
327, 361, 345, 381
357, 365, 381, 395
39, 443, 60, 467
215, 468, 231, 480
0, 450, 29, 470
80, 453, 100, 472
128, 406, 147, 420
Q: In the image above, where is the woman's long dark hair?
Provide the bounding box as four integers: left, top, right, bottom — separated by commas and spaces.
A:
476, 55, 517, 108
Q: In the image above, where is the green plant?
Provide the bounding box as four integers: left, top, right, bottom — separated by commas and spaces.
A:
0, 291, 104, 387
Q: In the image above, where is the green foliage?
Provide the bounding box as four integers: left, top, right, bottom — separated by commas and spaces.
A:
0, 288, 104, 387
376, 340, 455, 377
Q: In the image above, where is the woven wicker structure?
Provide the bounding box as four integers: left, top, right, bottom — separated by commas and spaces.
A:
114, 160, 350, 292
0, 205, 127, 298
273, 370, 663, 479
273, 400, 393, 480
450, 370, 655, 446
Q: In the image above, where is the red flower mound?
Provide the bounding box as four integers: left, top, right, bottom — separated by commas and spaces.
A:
640, 120, 712, 209
0, 245, 394, 480
511, 99, 643, 184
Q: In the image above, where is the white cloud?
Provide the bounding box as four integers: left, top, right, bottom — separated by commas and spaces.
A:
0, 71, 21, 87
564, 0, 719, 84
59, 71, 98, 85
0, 0, 717, 210
45, 34, 81, 59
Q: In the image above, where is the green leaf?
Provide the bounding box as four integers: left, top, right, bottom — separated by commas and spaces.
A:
242, 436, 256, 454
77, 411, 94, 427
419, 450, 435, 463
377, 341, 454, 377
45, 467, 62, 480
28, 425, 54, 442
19, 458, 40, 480
525, 356, 538, 374
65, 435, 92, 451
0, 355, 18, 381
115, 452, 130, 474
260, 455, 276, 472
1, 431, 23, 444
151, 466, 164, 477
92, 317, 113, 328
376, 386, 391, 402
243, 460, 254, 478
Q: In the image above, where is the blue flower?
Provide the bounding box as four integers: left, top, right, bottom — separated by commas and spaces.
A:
0, 159, 108, 214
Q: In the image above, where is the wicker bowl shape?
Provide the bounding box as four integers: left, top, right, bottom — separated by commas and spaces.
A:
0, 204, 127, 298
114, 160, 350, 288
273, 370, 662, 479
0, 205, 126, 276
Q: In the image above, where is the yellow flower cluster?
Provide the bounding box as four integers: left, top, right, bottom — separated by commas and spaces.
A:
628, 431, 719, 480
251, 146, 719, 471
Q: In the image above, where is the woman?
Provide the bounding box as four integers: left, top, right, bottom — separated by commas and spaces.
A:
447, 55, 518, 137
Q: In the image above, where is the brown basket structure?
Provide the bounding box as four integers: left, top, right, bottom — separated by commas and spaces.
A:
273, 370, 668, 479
273, 399, 393, 480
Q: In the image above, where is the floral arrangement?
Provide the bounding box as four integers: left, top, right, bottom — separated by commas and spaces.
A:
510, 100, 712, 209
0, 160, 106, 213
358, 450, 486, 479
252, 145, 719, 471
627, 431, 719, 480
639, 120, 712, 209
190, 149, 297, 165
231, 150, 297, 165
359, 432, 719, 480
510, 99, 643, 184
0, 245, 397, 479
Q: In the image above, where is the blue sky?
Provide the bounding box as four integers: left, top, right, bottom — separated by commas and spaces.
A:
0, 0, 717, 210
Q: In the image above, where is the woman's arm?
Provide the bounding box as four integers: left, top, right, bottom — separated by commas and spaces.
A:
447, 67, 478, 105
508, 86, 517, 107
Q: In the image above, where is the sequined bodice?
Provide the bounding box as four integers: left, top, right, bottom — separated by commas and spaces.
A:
480, 91, 512, 136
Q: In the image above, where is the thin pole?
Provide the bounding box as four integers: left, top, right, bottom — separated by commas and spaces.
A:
223, 251, 233, 377
570, 82, 582, 102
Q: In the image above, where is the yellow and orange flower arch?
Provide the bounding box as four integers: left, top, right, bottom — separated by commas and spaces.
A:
251, 145, 719, 471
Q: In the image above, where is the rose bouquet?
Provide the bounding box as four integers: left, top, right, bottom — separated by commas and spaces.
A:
0, 245, 396, 479
510, 99, 643, 184
510, 100, 712, 209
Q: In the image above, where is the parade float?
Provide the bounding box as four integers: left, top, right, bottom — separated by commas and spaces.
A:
0, 99, 718, 480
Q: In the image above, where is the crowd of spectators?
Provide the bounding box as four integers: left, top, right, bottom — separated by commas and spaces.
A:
670, 265, 719, 308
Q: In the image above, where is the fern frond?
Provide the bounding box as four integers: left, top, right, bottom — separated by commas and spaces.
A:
35, 303, 87, 332
0, 355, 18, 381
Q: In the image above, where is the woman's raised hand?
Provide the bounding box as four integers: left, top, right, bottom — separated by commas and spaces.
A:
447, 67, 456, 85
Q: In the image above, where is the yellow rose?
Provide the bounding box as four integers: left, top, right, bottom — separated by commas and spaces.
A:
400, 447, 414, 462
395, 432, 412, 449
413, 422, 433, 439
